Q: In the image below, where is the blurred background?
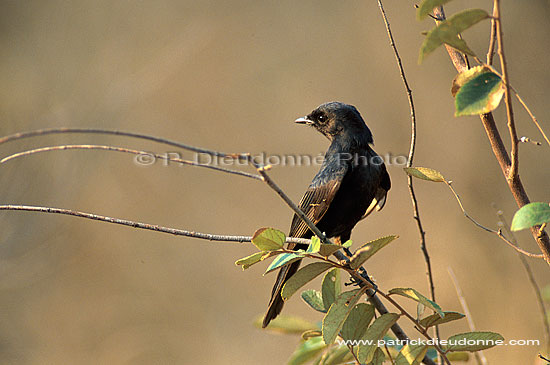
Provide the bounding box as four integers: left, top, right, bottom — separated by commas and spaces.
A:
1, 0, 549, 363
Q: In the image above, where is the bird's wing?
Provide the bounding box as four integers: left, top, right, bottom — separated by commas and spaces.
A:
362, 164, 391, 219
287, 163, 348, 243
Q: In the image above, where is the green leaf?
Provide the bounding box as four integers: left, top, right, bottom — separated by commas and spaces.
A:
419, 311, 465, 328
319, 243, 342, 257
322, 289, 362, 344
403, 167, 445, 182
264, 253, 303, 275
451, 65, 490, 97
302, 289, 327, 313
445, 331, 504, 352
235, 251, 267, 270
419, 9, 489, 63
389, 288, 444, 318
318, 345, 354, 365
282, 262, 333, 300
349, 235, 398, 269
417, 0, 454, 20
511, 202, 550, 231
288, 337, 327, 365
371, 347, 387, 365
395, 344, 429, 365
455, 71, 504, 116
302, 330, 323, 340
252, 227, 286, 251
357, 313, 400, 363
306, 236, 322, 253
322, 269, 342, 310
417, 302, 426, 320
255, 314, 317, 334
341, 303, 375, 341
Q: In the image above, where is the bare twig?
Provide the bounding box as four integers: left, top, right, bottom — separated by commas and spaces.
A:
0, 144, 261, 180
445, 181, 543, 258
252, 162, 330, 244
376, 0, 440, 355
486, 4, 497, 65
496, 208, 550, 352
493, 0, 519, 180
448, 267, 488, 365
513, 93, 550, 147
0, 127, 251, 160
0, 204, 313, 245
432, 5, 550, 264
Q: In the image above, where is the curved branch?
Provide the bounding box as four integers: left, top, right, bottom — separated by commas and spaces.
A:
0, 144, 261, 181
0, 127, 250, 160
0, 204, 310, 245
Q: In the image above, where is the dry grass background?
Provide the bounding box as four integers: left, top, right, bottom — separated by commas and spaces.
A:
1, 1, 549, 364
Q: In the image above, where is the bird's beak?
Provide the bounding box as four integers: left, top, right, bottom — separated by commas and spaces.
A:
295, 116, 313, 125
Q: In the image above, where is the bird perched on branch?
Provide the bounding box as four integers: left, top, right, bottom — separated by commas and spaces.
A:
262, 101, 391, 328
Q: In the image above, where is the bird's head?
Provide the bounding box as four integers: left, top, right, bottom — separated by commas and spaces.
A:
295, 102, 373, 144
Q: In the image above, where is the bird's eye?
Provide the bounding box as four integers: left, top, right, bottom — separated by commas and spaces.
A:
318, 115, 326, 122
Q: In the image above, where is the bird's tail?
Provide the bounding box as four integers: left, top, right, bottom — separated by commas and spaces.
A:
262, 259, 303, 328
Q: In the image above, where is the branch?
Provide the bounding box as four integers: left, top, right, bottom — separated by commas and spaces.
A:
0, 144, 261, 181
486, 4, 497, 65
0, 204, 312, 245
493, 0, 518, 180
432, 5, 550, 264
445, 181, 543, 259
377, 0, 440, 358
0, 127, 251, 160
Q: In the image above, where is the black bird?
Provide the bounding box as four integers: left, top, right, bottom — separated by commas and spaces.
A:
262, 101, 391, 328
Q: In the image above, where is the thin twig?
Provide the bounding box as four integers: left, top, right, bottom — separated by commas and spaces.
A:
251, 162, 331, 244
0, 204, 312, 245
0, 127, 251, 160
344, 343, 361, 365
486, 4, 497, 65
496, 208, 550, 352
0, 144, 261, 180
376, 0, 440, 355
494, 0, 519, 180
448, 267, 488, 365
445, 181, 543, 258
432, 5, 550, 264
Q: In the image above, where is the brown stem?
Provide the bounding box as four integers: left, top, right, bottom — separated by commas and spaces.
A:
0, 204, 314, 244
377, 0, 440, 355
493, 0, 519, 180
432, 6, 550, 264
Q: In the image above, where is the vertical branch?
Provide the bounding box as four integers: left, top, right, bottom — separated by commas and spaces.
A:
431, 5, 550, 264
486, 4, 498, 65
376, 0, 440, 343
493, 0, 519, 180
